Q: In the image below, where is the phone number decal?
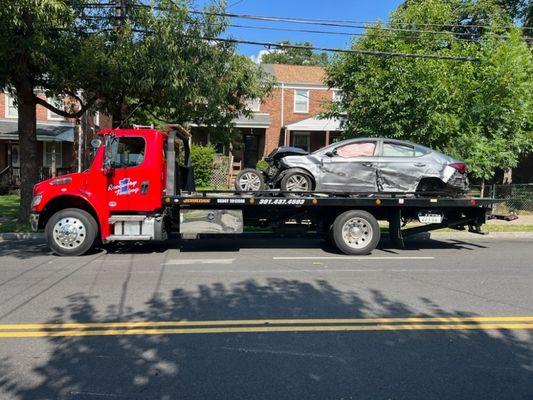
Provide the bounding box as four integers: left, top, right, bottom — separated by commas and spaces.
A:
257, 199, 306, 205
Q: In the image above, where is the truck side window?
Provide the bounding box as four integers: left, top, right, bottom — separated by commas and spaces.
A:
110, 137, 146, 168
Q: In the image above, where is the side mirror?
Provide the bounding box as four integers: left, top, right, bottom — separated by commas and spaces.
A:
325, 151, 335, 157
102, 133, 115, 176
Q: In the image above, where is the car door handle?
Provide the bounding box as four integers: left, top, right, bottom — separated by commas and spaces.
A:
362, 162, 373, 167
140, 181, 149, 195
414, 163, 426, 167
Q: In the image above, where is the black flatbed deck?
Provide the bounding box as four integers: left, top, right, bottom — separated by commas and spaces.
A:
166, 190, 500, 209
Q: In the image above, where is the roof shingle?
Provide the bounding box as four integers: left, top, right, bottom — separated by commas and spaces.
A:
263, 64, 326, 84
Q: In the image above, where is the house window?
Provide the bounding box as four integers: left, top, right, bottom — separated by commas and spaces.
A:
43, 142, 62, 167
5, 94, 18, 118
332, 90, 343, 103
292, 132, 310, 152
294, 89, 309, 113
47, 96, 66, 120
245, 98, 261, 112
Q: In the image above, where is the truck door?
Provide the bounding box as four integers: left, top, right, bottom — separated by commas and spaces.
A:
106, 136, 147, 211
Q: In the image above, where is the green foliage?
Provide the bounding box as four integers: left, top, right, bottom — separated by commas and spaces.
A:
261, 41, 329, 66
256, 159, 269, 171
326, 0, 533, 181
190, 145, 216, 188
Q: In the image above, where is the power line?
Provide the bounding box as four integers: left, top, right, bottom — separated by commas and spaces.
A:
228, 23, 481, 42
81, 3, 532, 31
198, 36, 478, 61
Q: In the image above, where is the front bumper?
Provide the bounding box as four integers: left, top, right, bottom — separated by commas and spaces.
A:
30, 212, 40, 232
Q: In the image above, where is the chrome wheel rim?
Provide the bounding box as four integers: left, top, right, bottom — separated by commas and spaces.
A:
238, 172, 262, 191
285, 175, 310, 191
341, 217, 373, 249
53, 217, 87, 250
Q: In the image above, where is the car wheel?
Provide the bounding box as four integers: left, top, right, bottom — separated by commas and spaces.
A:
331, 210, 380, 255
45, 208, 98, 256
235, 168, 265, 191
280, 170, 312, 193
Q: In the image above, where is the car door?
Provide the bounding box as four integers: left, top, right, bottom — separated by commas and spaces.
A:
319, 140, 378, 192
377, 141, 422, 192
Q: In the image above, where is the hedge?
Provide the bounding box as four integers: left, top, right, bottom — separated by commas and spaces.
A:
190, 144, 216, 188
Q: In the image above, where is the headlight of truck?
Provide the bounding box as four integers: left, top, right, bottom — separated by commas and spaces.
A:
31, 194, 42, 208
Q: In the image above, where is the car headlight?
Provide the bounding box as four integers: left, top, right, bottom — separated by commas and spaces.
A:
31, 194, 42, 208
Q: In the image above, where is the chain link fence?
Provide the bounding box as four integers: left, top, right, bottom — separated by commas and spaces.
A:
211, 155, 231, 189
469, 184, 533, 214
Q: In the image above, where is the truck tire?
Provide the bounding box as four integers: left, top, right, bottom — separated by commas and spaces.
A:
331, 210, 380, 255
45, 208, 98, 256
280, 170, 312, 192
235, 169, 265, 191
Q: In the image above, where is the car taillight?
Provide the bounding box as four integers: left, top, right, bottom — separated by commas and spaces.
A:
450, 162, 467, 173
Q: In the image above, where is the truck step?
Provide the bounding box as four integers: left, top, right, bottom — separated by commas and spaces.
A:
106, 235, 153, 241
109, 215, 147, 223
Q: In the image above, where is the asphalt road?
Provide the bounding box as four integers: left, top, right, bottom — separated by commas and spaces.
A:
0, 234, 532, 400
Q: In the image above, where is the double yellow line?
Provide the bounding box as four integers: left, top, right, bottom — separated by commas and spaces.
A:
1, 316, 533, 338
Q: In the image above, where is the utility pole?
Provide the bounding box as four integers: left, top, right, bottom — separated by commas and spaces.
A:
113, 0, 127, 127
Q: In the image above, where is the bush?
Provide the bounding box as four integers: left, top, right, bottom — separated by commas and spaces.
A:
190, 144, 216, 188
256, 159, 268, 171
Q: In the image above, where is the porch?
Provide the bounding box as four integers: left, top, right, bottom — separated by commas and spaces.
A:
0, 121, 74, 189
284, 117, 344, 153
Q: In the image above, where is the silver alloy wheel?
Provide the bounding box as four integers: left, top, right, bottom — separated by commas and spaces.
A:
238, 172, 262, 191
285, 174, 310, 191
341, 217, 373, 249
52, 217, 87, 250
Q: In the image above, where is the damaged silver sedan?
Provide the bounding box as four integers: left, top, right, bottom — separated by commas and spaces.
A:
236, 138, 469, 195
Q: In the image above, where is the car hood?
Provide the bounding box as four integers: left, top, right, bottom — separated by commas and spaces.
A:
267, 146, 308, 161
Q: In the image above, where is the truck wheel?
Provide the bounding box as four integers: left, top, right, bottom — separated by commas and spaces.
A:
235, 169, 265, 191
281, 170, 312, 192
45, 208, 98, 256
331, 210, 380, 255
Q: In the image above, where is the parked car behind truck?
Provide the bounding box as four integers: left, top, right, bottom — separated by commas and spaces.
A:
235, 138, 469, 195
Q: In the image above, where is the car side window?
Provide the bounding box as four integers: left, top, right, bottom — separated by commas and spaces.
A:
415, 145, 431, 157
110, 137, 146, 168
335, 142, 376, 158
382, 142, 414, 157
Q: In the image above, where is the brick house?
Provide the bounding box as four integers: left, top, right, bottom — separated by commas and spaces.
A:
191, 63, 343, 169
0, 91, 111, 188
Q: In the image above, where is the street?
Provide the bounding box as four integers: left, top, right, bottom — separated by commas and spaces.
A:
0, 234, 532, 400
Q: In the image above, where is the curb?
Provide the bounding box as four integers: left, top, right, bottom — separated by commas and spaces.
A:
0, 232, 44, 240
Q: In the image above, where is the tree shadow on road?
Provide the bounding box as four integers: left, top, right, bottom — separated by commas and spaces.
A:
0, 279, 532, 400
0, 233, 488, 259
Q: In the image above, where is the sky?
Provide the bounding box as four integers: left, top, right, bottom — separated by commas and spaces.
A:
195, 0, 405, 60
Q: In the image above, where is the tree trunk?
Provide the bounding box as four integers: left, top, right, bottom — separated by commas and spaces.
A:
480, 179, 485, 198
17, 84, 38, 223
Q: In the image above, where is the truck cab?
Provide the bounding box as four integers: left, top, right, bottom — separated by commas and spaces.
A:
30, 127, 191, 256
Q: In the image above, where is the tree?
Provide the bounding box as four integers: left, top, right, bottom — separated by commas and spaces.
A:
0, 0, 271, 222
261, 41, 329, 66
326, 0, 532, 184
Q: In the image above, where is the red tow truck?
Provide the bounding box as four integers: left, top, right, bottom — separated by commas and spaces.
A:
30, 127, 499, 256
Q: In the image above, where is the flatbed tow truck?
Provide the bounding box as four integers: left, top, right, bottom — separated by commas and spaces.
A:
30, 127, 502, 256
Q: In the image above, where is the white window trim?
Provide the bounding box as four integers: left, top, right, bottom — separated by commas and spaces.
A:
332, 89, 342, 103
43, 142, 63, 168
47, 97, 66, 121
294, 89, 309, 113
94, 111, 100, 126
4, 93, 18, 118
292, 131, 310, 152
